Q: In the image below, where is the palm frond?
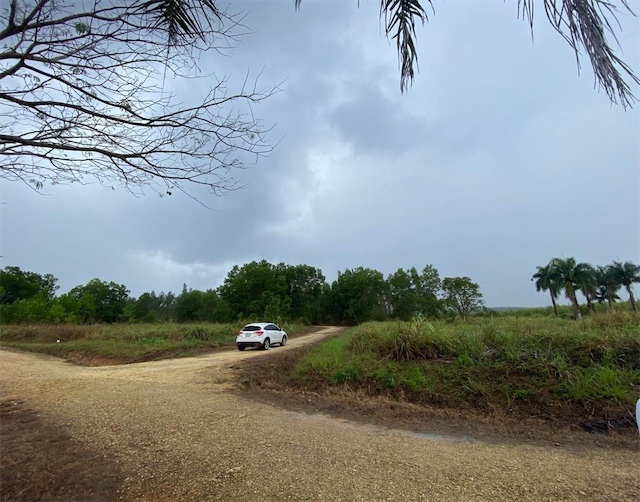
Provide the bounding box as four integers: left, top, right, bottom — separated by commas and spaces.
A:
518, 0, 639, 108
381, 0, 432, 92
297, 0, 432, 92
136, 0, 221, 44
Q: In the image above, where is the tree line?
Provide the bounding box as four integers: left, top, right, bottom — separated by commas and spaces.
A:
531, 258, 639, 318
0, 262, 485, 325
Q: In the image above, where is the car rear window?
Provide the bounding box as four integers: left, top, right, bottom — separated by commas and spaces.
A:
242, 325, 262, 331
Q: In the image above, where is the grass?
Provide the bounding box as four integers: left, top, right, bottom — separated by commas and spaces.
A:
483, 301, 633, 319
0, 322, 312, 364
292, 312, 640, 421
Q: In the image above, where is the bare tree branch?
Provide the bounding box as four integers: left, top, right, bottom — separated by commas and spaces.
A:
0, 0, 278, 199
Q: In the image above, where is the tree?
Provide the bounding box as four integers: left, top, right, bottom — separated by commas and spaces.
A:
218, 261, 290, 320
157, 291, 177, 320
329, 267, 389, 325
281, 264, 325, 323
531, 264, 561, 316
1, 1, 275, 199
134, 291, 163, 321
575, 263, 598, 314
441, 277, 484, 320
548, 257, 595, 319
67, 279, 129, 323
0, 266, 58, 304
388, 265, 442, 320
594, 265, 620, 311
412, 265, 442, 317
388, 268, 419, 321
609, 261, 640, 311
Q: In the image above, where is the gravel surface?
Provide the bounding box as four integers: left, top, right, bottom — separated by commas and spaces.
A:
1, 326, 639, 501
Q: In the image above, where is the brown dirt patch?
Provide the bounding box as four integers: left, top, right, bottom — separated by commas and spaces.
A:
0, 398, 125, 502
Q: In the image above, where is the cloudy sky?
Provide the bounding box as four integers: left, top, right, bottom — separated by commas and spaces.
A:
1, 0, 638, 307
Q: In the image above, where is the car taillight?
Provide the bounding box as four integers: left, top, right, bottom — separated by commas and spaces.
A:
254, 331, 263, 336
237, 331, 243, 335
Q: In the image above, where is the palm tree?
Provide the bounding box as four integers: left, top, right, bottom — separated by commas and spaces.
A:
548, 257, 596, 319
609, 261, 640, 311
531, 264, 560, 316
594, 265, 620, 311
576, 264, 598, 314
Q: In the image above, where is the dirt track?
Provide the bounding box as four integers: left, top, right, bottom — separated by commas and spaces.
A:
1, 326, 639, 501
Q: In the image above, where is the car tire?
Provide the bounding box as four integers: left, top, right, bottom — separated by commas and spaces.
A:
280, 335, 287, 347
238, 346, 246, 351
262, 338, 270, 350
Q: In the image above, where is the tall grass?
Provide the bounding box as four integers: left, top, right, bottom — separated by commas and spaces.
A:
481, 301, 633, 319
294, 312, 640, 419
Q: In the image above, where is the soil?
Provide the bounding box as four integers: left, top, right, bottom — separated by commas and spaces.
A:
1, 326, 639, 501
0, 399, 124, 502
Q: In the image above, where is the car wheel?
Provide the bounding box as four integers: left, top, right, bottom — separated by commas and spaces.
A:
238, 346, 246, 351
280, 335, 287, 346
262, 338, 270, 350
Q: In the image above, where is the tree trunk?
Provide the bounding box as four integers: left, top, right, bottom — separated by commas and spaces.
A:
626, 285, 637, 311
549, 292, 558, 317
567, 284, 581, 319
607, 298, 613, 311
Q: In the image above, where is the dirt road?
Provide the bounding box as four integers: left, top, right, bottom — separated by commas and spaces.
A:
1, 326, 639, 501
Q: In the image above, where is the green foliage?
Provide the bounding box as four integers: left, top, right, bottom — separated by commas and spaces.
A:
531, 264, 561, 316
0, 266, 58, 304
218, 261, 290, 320
533, 258, 639, 317
218, 261, 324, 324
387, 265, 442, 320
4, 259, 633, 328
67, 279, 129, 323
175, 286, 224, 322
74, 22, 90, 35
441, 277, 484, 320
294, 313, 640, 417
609, 261, 640, 311
323, 267, 389, 325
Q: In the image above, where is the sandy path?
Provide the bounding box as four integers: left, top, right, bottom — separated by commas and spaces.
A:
1, 326, 638, 501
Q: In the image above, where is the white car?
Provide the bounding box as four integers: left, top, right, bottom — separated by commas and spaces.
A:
235, 322, 287, 351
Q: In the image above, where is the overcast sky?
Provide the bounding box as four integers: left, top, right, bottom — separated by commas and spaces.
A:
1, 0, 638, 307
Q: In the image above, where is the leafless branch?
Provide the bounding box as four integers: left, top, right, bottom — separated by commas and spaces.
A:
0, 0, 279, 199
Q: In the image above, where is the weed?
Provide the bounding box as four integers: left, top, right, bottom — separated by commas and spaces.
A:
293, 312, 640, 420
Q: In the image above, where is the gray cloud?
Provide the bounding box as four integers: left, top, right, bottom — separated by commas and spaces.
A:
1, 0, 638, 306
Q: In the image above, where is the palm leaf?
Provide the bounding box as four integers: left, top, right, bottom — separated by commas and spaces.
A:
297, 0, 431, 92
136, 0, 221, 44
518, 0, 639, 108
381, 0, 432, 92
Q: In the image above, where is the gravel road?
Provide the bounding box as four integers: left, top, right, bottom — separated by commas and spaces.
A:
1, 326, 638, 501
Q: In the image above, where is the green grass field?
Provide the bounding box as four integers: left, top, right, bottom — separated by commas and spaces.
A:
0, 322, 311, 364
292, 312, 640, 421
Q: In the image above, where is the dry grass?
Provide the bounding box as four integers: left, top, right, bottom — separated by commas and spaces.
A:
0, 322, 312, 365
